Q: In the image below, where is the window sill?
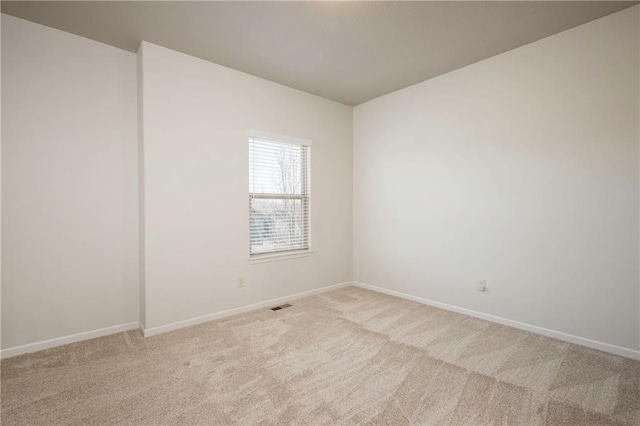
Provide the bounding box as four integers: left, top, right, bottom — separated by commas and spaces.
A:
249, 250, 314, 264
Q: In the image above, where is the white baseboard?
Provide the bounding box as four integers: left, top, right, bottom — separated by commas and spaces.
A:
0, 322, 141, 359
141, 281, 353, 337
8, 281, 634, 361
353, 281, 640, 361
1, 282, 351, 359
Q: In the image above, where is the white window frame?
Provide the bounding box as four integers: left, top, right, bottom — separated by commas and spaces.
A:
248, 130, 312, 263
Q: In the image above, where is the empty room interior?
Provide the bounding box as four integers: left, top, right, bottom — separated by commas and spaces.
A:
2, 0, 640, 424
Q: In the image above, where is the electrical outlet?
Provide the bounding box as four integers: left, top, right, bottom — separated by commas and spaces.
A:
477, 280, 486, 292
238, 277, 245, 288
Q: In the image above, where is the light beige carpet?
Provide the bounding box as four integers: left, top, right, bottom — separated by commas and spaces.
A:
2, 286, 639, 425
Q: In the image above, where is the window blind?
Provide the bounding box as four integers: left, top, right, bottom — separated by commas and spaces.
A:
249, 134, 310, 255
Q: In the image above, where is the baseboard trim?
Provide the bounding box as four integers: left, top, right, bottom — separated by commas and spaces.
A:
141, 281, 353, 337
1, 282, 352, 359
0, 322, 141, 359
8, 281, 633, 361
353, 281, 640, 361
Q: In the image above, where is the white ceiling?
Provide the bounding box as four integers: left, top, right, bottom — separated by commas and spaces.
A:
2, 1, 637, 105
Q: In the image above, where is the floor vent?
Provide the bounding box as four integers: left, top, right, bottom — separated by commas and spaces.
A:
271, 304, 292, 311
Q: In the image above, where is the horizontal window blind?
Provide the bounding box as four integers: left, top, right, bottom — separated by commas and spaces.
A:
249, 135, 310, 255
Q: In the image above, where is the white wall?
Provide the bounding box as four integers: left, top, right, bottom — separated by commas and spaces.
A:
353, 6, 640, 351
139, 42, 352, 330
1, 15, 139, 349
137, 45, 147, 329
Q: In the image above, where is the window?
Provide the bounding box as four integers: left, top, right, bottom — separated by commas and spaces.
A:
249, 131, 311, 258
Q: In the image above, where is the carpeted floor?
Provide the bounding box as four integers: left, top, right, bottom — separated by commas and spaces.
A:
2, 286, 639, 425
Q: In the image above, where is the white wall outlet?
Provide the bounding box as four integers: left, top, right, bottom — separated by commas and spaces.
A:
238, 277, 245, 288
477, 280, 487, 292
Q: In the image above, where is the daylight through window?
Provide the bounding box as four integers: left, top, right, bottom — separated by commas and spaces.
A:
249, 133, 310, 256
